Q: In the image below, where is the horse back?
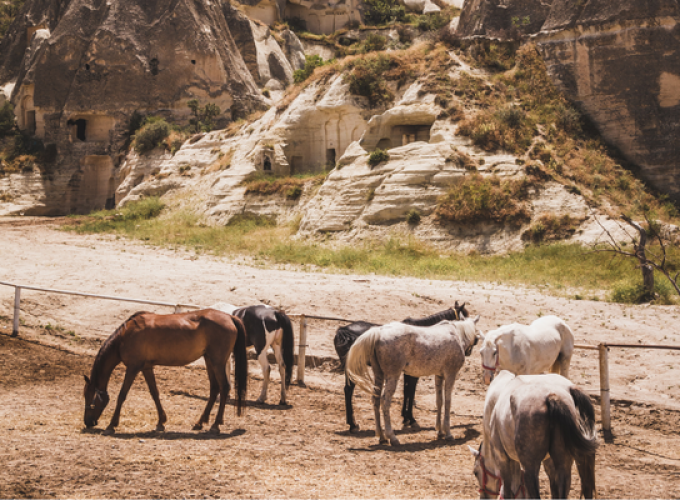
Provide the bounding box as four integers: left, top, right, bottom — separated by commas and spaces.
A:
119, 310, 238, 366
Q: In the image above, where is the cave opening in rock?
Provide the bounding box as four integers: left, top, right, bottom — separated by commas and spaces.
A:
75, 119, 87, 141
26, 111, 36, 135
150, 58, 159, 75
326, 148, 336, 167
263, 155, 272, 171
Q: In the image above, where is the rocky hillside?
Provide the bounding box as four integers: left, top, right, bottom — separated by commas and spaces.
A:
0, 0, 678, 254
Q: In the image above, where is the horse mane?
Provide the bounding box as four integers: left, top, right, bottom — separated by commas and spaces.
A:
402, 308, 459, 327
457, 319, 478, 349
90, 311, 147, 384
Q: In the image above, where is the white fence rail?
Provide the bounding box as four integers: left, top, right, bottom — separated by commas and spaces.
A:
2, 280, 679, 431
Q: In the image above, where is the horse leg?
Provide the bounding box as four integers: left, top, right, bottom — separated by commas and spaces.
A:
442, 376, 456, 441
104, 365, 140, 435
256, 349, 270, 404
344, 374, 360, 433
209, 360, 231, 434
142, 368, 167, 432
402, 375, 419, 429
498, 453, 526, 500
381, 377, 400, 446
434, 375, 443, 438
372, 366, 387, 445
194, 360, 219, 431
575, 452, 597, 499
273, 342, 287, 405
559, 353, 572, 380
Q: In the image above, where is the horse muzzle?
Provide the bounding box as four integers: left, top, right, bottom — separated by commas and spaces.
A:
483, 370, 494, 385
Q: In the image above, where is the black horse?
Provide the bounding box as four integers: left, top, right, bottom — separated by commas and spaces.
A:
212, 303, 295, 405
334, 302, 470, 433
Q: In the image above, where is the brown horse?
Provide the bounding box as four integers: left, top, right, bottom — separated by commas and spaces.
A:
83, 309, 248, 435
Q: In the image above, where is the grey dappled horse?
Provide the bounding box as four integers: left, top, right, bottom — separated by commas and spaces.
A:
346, 317, 479, 446
470, 371, 598, 499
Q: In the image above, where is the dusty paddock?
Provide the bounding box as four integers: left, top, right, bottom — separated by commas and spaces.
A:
0, 220, 680, 498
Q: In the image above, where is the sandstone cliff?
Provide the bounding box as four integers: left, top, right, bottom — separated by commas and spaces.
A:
0, 0, 266, 215
456, 0, 680, 203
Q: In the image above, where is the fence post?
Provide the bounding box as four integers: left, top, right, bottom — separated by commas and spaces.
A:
297, 314, 307, 386
12, 286, 21, 337
598, 343, 611, 433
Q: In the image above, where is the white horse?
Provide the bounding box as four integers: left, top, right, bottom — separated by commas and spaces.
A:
346, 317, 479, 446
469, 371, 598, 499
210, 302, 295, 405
479, 315, 574, 385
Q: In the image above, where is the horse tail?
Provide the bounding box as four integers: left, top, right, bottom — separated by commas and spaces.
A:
547, 389, 599, 461
346, 328, 380, 396
570, 386, 598, 498
232, 316, 249, 417
275, 310, 295, 387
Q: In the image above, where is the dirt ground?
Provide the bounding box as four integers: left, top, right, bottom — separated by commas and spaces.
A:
1, 219, 680, 498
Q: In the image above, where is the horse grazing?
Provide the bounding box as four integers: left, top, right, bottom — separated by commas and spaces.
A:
334, 303, 469, 433
470, 371, 598, 499
83, 309, 248, 435
346, 317, 479, 446
211, 303, 295, 405
479, 315, 574, 385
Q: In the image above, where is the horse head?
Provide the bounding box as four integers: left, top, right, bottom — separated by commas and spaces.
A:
479, 333, 498, 385
83, 375, 110, 428
455, 301, 470, 320
469, 442, 500, 499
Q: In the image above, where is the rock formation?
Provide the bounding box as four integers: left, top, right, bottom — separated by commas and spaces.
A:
457, 0, 680, 202
0, 0, 266, 214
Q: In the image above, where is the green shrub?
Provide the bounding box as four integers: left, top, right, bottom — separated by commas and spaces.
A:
293, 55, 327, 84
0, 102, 16, 137
133, 119, 171, 154
363, 0, 406, 26
609, 276, 675, 305
436, 174, 532, 225
344, 54, 393, 107
368, 149, 389, 166
363, 34, 387, 53
416, 12, 450, 32
285, 185, 303, 200
188, 99, 221, 133
406, 209, 421, 225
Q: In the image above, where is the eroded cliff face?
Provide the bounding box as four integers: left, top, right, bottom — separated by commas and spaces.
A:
457, 0, 680, 202
0, 0, 266, 215
536, 0, 680, 200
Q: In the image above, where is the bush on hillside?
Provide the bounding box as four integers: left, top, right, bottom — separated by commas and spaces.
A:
293, 55, 327, 84
345, 54, 393, 107
0, 102, 16, 137
436, 174, 532, 225
133, 119, 171, 154
363, 0, 406, 26
368, 149, 389, 166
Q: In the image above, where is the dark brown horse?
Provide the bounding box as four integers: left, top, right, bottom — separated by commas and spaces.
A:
83, 309, 248, 435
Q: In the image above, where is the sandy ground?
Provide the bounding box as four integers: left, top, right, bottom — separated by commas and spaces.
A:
1, 219, 680, 498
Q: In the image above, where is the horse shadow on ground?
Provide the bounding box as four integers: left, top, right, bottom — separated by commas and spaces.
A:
347, 424, 480, 453
80, 427, 246, 441
335, 425, 437, 439
168, 390, 292, 411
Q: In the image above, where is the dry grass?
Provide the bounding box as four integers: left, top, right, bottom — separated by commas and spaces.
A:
243, 173, 326, 199
435, 174, 533, 225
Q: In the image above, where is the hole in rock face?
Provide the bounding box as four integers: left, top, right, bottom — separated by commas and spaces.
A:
75, 119, 87, 141
263, 156, 272, 171
85, 63, 90, 71
150, 58, 159, 75
191, 59, 196, 65
326, 148, 336, 167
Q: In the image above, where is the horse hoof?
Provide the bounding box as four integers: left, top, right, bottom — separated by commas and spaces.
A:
255, 398, 265, 404
279, 400, 287, 406
437, 432, 445, 440
379, 438, 390, 445
103, 428, 115, 436
389, 437, 401, 446
155, 424, 165, 432
192, 424, 203, 431
209, 427, 220, 435
349, 424, 361, 434
410, 421, 420, 431
445, 434, 455, 442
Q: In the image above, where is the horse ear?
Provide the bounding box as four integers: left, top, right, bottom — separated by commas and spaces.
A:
473, 315, 480, 324
468, 445, 479, 456
84, 375, 90, 385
